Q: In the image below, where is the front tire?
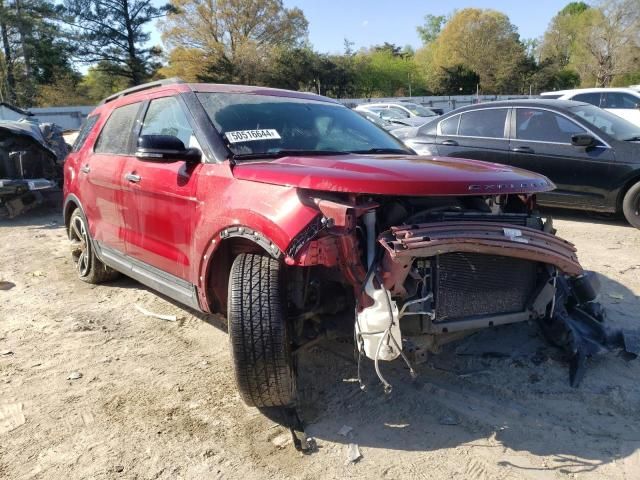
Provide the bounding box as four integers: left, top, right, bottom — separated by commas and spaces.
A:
622, 182, 640, 229
68, 209, 119, 284
227, 253, 296, 408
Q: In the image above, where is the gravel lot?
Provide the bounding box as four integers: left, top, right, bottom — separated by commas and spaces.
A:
1, 206, 640, 479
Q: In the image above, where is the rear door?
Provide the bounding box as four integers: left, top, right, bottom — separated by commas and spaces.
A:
435, 108, 511, 164
79, 101, 142, 253
123, 95, 201, 280
508, 107, 616, 209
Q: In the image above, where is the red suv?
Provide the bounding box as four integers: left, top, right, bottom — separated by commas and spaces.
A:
64, 79, 622, 408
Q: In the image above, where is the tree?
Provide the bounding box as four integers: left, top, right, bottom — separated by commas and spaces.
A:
574, 0, 640, 86
80, 62, 130, 102
540, 0, 640, 87
539, 2, 591, 68
0, 0, 77, 106
415, 8, 528, 94
63, 0, 171, 86
416, 14, 446, 44
161, 0, 308, 85
353, 48, 416, 98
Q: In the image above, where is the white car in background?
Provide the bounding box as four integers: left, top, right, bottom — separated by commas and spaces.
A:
540, 88, 640, 127
354, 102, 439, 127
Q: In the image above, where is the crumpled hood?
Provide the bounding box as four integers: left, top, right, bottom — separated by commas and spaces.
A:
232, 154, 555, 196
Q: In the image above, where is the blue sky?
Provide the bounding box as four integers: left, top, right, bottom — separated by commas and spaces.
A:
281, 0, 570, 53
151, 0, 571, 53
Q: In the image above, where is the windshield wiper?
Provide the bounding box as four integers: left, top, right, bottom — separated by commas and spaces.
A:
232, 149, 349, 160
348, 147, 411, 155
623, 136, 640, 141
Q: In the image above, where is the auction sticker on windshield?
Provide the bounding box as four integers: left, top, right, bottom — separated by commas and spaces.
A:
225, 129, 281, 143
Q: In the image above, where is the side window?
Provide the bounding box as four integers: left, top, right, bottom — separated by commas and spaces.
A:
72, 115, 98, 152
94, 103, 141, 154
140, 96, 196, 147
571, 92, 602, 107
439, 115, 459, 135
458, 109, 507, 138
516, 109, 586, 143
602, 92, 640, 109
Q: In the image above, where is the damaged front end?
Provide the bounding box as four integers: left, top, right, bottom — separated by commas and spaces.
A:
287, 191, 637, 390
0, 120, 67, 218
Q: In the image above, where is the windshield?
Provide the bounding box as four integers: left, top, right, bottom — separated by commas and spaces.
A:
569, 104, 640, 141
197, 93, 411, 157
402, 103, 437, 117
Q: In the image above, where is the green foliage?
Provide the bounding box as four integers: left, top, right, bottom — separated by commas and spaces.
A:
416, 14, 446, 44
63, 0, 171, 86
415, 8, 528, 94
0, 0, 77, 106
559, 1, 590, 16
4, 0, 640, 106
540, 0, 640, 87
160, 0, 308, 85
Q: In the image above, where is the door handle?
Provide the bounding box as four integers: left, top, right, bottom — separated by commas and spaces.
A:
511, 146, 534, 153
125, 173, 141, 183
440, 139, 458, 146
80, 165, 90, 174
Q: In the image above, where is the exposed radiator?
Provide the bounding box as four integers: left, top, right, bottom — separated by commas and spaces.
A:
434, 252, 538, 322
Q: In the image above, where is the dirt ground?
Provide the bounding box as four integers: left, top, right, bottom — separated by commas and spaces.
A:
1, 206, 640, 480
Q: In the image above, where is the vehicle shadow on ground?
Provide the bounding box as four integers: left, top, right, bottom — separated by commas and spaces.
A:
541, 206, 630, 227
292, 273, 640, 475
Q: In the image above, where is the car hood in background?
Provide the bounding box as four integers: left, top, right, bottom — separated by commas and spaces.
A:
232, 154, 555, 196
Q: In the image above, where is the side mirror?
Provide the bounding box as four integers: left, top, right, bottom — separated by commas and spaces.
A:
136, 135, 201, 163
571, 134, 596, 148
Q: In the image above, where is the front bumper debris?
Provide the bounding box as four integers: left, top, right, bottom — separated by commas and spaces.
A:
379, 221, 583, 276
374, 220, 636, 387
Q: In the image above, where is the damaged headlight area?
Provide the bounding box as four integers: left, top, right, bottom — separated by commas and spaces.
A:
288, 192, 638, 392
0, 120, 66, 218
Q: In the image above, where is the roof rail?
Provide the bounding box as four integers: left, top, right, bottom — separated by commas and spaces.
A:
100, 78, 185, 105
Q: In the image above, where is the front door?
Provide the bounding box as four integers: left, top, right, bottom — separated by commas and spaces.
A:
508, 107, 616, 210
123, 95, 201, 281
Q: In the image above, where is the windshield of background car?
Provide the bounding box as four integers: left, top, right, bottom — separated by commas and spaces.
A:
570, 104, 640, 141
197, 93, 409, 156
403, 103, 436, 117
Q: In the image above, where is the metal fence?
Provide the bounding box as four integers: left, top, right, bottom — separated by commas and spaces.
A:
338, 95, 537, 113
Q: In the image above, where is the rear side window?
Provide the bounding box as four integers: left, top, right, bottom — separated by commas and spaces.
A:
72, 115, 98, 152
571, 92, 602, 106
94, 102, 141, 154
439, 115, 459, 135
458, 109, 508, 138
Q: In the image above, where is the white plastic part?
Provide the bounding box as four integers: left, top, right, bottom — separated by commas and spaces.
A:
355, 275, 402, 361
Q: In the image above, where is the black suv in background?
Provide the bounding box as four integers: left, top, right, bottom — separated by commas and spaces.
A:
396, 100, 640, 228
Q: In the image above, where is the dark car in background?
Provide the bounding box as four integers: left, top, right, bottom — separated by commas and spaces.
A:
396, 100, 640, 228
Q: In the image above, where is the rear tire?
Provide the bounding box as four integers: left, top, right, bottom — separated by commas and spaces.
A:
68, 209, 119, 284
227, 253, 296, 408
622, 182, 640, 229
